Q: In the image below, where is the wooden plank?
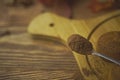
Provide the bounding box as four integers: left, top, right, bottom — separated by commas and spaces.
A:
0, 28, 82, 80
28, 10, 120, 80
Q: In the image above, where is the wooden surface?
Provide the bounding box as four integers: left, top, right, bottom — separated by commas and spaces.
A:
0, 3, 83, 80
28, 10, 120, 80
1, 1, 119, 80
0, 29, 82, 80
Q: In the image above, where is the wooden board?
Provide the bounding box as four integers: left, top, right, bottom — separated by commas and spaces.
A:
28, 10, 120, 80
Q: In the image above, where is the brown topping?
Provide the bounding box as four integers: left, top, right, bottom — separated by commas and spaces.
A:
97, 31, 120, 61
67, 34, 93, 55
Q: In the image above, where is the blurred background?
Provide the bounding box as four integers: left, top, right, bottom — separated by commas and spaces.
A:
0, 0, 119, 27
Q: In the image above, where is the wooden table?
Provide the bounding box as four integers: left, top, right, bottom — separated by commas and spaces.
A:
0, 26, 83, 80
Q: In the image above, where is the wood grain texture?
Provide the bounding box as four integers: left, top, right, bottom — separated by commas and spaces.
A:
0, 26, 83, 80
28, 10, 120, 80
0, 3, 82, 80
